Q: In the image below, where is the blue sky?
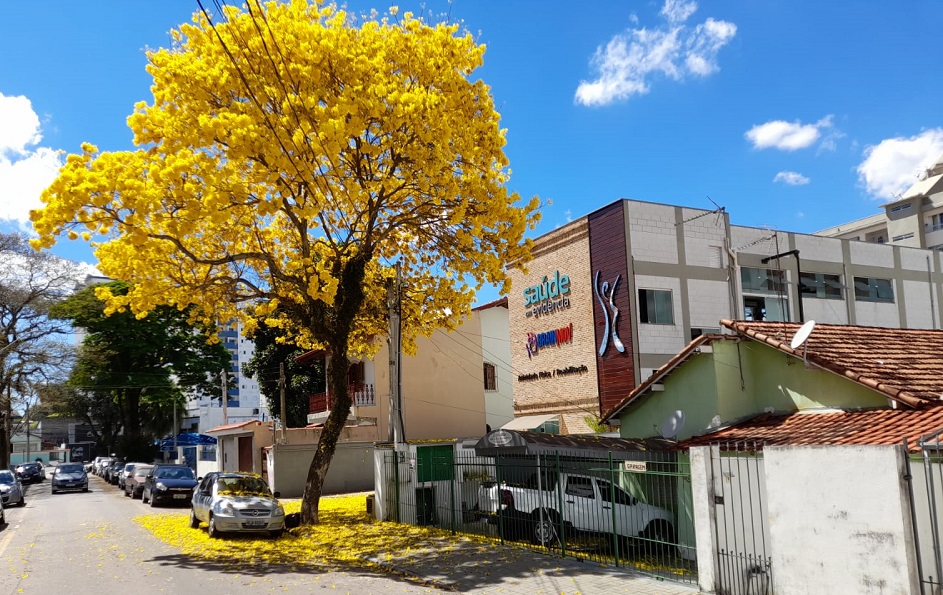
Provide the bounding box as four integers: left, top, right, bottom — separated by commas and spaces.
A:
2, 0, 942, 301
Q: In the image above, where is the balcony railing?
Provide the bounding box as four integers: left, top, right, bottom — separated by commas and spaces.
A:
308, 383, 376, 415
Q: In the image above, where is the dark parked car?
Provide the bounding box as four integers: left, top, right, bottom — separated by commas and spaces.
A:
15, 462, 44, 484
105, 459, 125, 484
118, 462, 142, 490
142, 465, 197, 507
124, 465, 153, 499
51, 463, 88, 494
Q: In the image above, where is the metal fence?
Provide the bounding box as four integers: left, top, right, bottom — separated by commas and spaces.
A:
710, 442, 772, 595
906, 436, 943, 595
376, 445, 697, 586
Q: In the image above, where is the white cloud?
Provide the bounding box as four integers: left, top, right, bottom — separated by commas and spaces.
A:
0, 93, 62, 229
745, 116, 834, 151
773, 171, 810, 186
575, 1, 736, 106
857, 129, 943, 200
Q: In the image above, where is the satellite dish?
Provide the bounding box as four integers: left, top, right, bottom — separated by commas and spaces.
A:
660, 410, 686, 439
790, 319, 816, 350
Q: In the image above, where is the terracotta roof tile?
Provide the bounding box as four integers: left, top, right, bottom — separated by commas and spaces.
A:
720, 320, 943, 407
679, 406, 943, 452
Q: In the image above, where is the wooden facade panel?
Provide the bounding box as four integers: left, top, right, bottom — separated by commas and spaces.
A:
588, 202, 636, 415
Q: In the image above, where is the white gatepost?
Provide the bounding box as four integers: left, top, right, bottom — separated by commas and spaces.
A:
689, 445, 719, 592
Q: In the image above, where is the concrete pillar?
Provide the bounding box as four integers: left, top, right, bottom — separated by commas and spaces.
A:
690, 445, 719, 592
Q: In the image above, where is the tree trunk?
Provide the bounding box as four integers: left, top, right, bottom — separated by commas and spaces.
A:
300, 341, 353, 524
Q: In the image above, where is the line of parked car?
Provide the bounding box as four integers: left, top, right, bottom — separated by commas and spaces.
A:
87, 456, 294, 539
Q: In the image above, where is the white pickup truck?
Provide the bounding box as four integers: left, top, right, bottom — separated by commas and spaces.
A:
477, 471, 675, 548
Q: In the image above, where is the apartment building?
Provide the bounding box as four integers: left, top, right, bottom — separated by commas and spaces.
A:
508, 198, 943, 435
817, 154, 943, 249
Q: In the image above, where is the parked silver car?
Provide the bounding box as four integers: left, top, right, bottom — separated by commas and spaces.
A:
189, 472, 285, 538
0, 470, 25, 507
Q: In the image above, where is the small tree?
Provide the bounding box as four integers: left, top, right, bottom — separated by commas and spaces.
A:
243, 315, 324, 429
49, 281, 231, 459
32, 1, 539, 523
0, 233, 76, 467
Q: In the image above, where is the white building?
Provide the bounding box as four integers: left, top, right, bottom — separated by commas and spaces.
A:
817, 153, 943, 249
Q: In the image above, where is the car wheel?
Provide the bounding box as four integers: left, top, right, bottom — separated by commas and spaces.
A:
142, 490, 148, 504
82, 487, 88, 493
189, 509, 200, 529
269, 529, 284, 539
531, 509, 560, 547
124, 487, 130, 497
18, 499, 25, 507
51, 488, 56, 495
149, 494, 158, 508
208, 514, 221, 539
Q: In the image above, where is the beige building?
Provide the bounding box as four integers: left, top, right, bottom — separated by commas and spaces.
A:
817, 153, 943, 249
304, 306, 501, 441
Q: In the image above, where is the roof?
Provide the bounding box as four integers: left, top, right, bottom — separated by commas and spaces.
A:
902, 172, 943, 200
720, 320, 943, 408
678, 406, 943, 452
206, 420, 272, 434
473, 429, 675, 457
601, 334, 729, 422
472, 296, 508, 311
500, 413, 559, 431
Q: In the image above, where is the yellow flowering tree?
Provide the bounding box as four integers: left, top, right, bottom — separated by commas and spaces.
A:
31, 0, 539, 524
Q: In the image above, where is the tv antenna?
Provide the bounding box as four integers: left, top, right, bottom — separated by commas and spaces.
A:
675, 196, 726, 227
789, 319, 816, 365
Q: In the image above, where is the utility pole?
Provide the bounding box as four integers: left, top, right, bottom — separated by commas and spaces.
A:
387, 263, 405, 447
279, 362, 287, 443
220, 369, 228, 425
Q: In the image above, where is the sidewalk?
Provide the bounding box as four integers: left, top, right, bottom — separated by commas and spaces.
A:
370, 535, 701, 594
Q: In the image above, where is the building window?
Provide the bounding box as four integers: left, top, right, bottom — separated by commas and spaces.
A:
199, 445, 217, 461
741, 268, 787, 294
928, 214, 943, 232
690, 327, 720, 340
799, 272, 843, 299
638, 289, 674, 324
890, 203, 912, 213
854, 277, 894, 303
892, 233, 914, 242
483, 362, 497, 391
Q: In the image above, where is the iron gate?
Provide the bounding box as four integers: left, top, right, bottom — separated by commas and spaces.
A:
377, 446, 698, 586
710, 442, 773, 595
906, 436, 943, 594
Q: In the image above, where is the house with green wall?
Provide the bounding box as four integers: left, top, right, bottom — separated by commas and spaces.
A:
602, 320, 943, 441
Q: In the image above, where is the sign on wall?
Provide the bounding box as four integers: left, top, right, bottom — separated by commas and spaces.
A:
526, 323, 574, 358
524, 270, 571, 318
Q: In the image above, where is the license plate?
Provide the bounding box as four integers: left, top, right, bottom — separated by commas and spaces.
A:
173, 494, 188, 499
243, 520, 266, 527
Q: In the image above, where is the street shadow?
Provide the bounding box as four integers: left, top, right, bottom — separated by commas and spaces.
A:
143, 551, 451, 590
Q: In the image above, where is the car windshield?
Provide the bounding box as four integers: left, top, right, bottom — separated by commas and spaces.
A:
58, 464, 83, 473
216, 476, 272, 497
0, 471, 15, 484
156, 467, 195, 480
133, 467, 153, 477
124, 464, 135, 471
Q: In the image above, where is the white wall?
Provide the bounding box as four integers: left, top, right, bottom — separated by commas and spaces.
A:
479, 305, 514, 431
634, 275, 686, 354
268, 442, 374, 498
629, 202, 679, 264
764, 445, 919, 595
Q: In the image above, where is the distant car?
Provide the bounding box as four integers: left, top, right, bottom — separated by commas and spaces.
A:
0, 470, 25, 507
105, 459, 125, 484
93, 457, 115, 476
124, 465, 153, 499
0, 496, 5, 524
142, 465, 197, 507
51, 463, 89, 494
190, 472, 285, 538
15, 462, 44, 484
118, 463, 142, 490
